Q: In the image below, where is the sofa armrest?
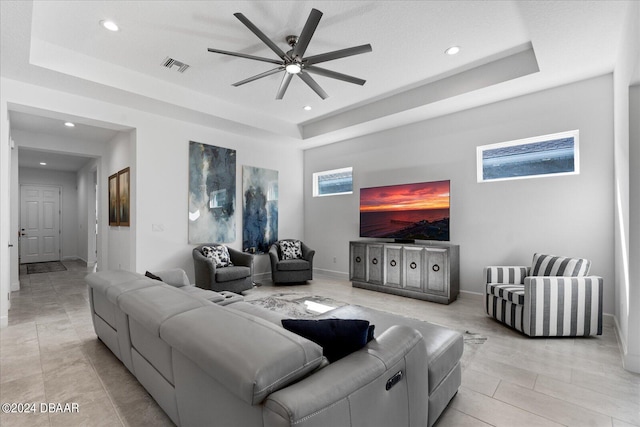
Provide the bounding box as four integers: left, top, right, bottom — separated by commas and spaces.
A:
153, 268, 190, 287
300, 242, 315, 264
193, 248, 217, 289
484, 266, 530, 284
523, 276, 603, 336
268, 244, 280, 269
263, 325, 428, 427
228, 247, 253, 271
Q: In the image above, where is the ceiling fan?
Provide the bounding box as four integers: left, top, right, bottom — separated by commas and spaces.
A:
207, 8, 372, 100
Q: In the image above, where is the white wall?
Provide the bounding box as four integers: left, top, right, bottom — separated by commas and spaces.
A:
623, 83, 640, 372
612, 1, 640, 374
0, 77, 305, 287
105, 131, 134, 271
10, 140, 19, 290
304, 75, 616, 314
18, 167, 80, 261
77, 160, 99, 265
133, 115, 305, 279
1, 99, 11, 327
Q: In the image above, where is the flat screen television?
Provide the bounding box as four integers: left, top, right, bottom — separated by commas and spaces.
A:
360, 180, 450, 242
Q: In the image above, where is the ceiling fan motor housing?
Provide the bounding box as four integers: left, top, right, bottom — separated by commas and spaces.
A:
286, 35, 299, 49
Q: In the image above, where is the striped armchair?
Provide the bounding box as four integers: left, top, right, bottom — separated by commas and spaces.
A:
485, 253, 603, 336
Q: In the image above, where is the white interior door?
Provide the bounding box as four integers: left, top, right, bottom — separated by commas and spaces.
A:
20, 185, 61, 263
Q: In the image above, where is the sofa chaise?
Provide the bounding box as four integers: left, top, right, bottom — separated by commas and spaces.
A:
86, 269, 462, 426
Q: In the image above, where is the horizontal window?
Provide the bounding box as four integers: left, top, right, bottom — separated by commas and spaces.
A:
313, 167, 353, 197
477, 130, 580, 183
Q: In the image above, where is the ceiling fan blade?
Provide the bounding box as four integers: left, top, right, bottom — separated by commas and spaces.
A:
305, 66, 366, 85
292, 8, 323, 59
207, 48, 283, 65
298, 72, 328, 99
233, 13, 290, 61
232, 67, 284, 87
275, 72, 294, 100
304, 44, 372, 66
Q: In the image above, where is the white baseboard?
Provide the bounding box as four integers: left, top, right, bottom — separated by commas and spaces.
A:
0, 315, 7, 328
459, 289, 484, 296
10, 279, 20, 292
623, 352, 640, 373
253, 272, 271, 283
314, 268, 349, 280
610, 314, 640, 373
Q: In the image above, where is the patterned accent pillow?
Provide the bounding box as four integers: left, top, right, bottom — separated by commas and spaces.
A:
531, 253, 590, 277
202, 245, 234, 268
280, 240, 303, 260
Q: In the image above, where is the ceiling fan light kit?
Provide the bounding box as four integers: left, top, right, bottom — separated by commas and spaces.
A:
207, 8, 372, 100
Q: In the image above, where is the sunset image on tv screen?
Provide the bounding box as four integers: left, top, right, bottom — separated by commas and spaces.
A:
360, 180, 450, 241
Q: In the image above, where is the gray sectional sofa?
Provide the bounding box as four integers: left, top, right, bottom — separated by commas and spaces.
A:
86, 269, 462, 427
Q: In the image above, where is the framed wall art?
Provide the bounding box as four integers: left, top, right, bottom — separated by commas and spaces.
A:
188, 141, 236, 243
108, 167, 130, 226
108, 173, 119, 226
242, 165, 278, 254
477, 130, 579, 183
117, 167, 130, 226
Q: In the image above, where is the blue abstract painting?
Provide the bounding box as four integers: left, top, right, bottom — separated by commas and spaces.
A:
242, 166, 278, 254
188, 141, 236, 243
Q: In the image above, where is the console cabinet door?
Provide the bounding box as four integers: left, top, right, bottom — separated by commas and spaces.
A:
384, 245, 402, 287
366, 244, 384, 285
403, 246, 423, 290
350, 243, 366, 281
425, 248, 448, 297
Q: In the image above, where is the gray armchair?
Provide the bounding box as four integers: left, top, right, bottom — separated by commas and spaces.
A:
192, 244, 253, 293
268, 239, 315, 284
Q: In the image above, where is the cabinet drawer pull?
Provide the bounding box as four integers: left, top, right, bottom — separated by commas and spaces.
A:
432, 264, 440, 272
355, 256, 362, 263
410, 262, 417, 270
372, 258, 378, 265
390, 260, 397, 267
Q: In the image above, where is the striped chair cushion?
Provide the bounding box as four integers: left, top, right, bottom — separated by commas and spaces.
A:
531, 253, 590, 277
486, 283, 525, 305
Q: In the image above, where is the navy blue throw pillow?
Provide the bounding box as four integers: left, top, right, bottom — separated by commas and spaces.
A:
281, 319, 374, 363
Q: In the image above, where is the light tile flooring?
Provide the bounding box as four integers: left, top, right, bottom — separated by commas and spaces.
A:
1, 260, 638, 427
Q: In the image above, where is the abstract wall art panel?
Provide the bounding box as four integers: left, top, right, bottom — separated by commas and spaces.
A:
477, 130, 580, 182
242, 165, 278, 254
188, 141, 236, 243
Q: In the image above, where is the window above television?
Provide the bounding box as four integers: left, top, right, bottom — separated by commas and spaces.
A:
313, 167, 353, 197
477, 130, 580, 183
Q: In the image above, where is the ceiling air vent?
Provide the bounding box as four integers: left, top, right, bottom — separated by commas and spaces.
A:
162, 57, 190, 73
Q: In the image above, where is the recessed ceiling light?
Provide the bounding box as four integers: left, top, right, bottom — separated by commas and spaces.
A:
39, 162, 47, 166
445, 46, 461, 55
303, 105, 312, 111
64, 122, 75, 127
100, 20, 119, 32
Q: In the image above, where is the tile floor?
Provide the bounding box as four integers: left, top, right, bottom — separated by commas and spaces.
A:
1, 260, 638, 427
